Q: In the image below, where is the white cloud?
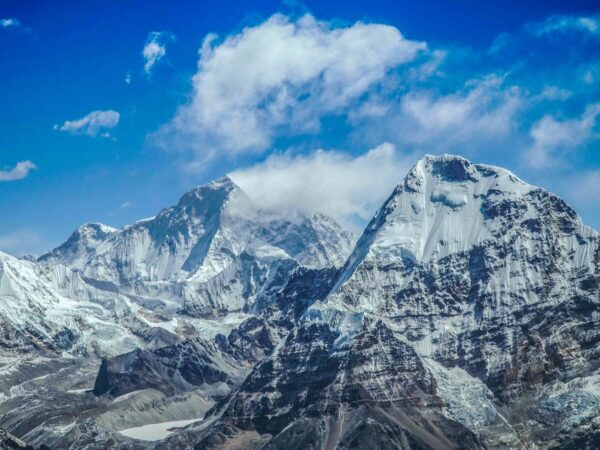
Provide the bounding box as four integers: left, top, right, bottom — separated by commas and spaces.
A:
0, 160, 36, 181
0, 18, 20, 28
401, 78, 519, 144
351, 76, 522, 156
524, 103, 600, 169
530, 15, 600, 37
149, 11, 598, 233
157, 14, 426, 160
54, 110, 120, 137
143, 31, 175, 75
120, 201, 134, 209
0, 228, 47, 257
229, 143, 412, 230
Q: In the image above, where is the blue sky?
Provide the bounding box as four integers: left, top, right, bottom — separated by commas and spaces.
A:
1, 0, 599, 255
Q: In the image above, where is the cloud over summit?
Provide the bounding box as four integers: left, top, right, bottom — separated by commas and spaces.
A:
230, 143, 412, 230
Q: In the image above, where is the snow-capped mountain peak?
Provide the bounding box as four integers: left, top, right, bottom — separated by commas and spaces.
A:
34, 175, 354, 320
179, 155, 600, 450
38, 222, 117, 269
332, 155, 595, 312
332, 153, 593, 296
376, 154, 533, 257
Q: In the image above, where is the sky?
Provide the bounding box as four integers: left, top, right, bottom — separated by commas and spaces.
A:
0, 0, 599, 256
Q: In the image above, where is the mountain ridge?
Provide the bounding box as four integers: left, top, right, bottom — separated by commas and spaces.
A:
164, 154, 600, 450
2, 154, 600, 450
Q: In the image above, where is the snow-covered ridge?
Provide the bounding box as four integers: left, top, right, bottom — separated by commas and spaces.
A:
0, 250, 142, 355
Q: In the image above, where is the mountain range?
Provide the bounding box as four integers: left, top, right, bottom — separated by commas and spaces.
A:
1, 155, 599, 450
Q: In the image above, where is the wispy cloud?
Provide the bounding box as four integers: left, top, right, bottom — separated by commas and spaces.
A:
0, 18, 20, 28
54, 110, 120, 137
529, 15, 600, 37
374, 76, 522, 154
120, 201, 134, 209
143, 31, 175, 76
0, 160, 36, 181
155, 14, 426, 160
156, 12, 598, 171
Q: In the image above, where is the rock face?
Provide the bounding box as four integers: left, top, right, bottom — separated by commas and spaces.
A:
92, 337, 245, 398
0, 428, 48, 450
193, 320, 483, 450
3, 155, 600, 450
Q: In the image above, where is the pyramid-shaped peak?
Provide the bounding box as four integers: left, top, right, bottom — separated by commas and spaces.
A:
37, 222, 117, 264
177, 175, 240, 207
193, 175, 238, 193
77, 222, 118, 235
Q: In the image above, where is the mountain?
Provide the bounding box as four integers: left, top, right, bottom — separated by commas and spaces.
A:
0, 175, 355, 449
164, 155, 600, 450
39, 176, 355, 317
2, 155, 600, 449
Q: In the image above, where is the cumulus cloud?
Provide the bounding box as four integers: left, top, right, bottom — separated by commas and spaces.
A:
0, 160, 36, 181
156, 14, 426, 160
524, 103, 600, 169
230, 143, 412, 229
143, 31, 175, 75
0, 18, 20, 28
54, 110, 120, 137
